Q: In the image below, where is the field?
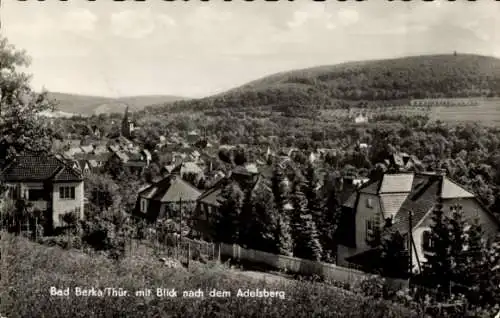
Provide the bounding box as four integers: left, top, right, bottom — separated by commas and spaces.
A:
319, 99, 500, 126
429, 99, 500, 126
0, 233, 419, 318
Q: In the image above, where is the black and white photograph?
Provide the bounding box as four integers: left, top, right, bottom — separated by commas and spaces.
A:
1, 0, 500, 317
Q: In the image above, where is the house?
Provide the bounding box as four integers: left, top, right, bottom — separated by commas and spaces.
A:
74, 152, 110, 170
194, 164, 262, 240
135, 174, 201, 222
354, 113, 369, 124
385, 152, 423, 172
336, 171, 499, 274
187, 130, 200, 144
171, 161, 204, 179
0, 154, 85, 231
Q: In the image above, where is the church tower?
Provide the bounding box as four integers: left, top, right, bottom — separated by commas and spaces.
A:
121, 106, 134, 138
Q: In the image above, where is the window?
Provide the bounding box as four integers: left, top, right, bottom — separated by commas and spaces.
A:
28, 189, 45, 201
366, 198, 373, 209
366, 220, 375, 237
140, 198, 148, 213
422, 230, 433, 252
365, 219, 379, 245
59, 186, 75, 200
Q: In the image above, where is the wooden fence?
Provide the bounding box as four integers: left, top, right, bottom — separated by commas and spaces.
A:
142, 231, 370, 286
217, 242, 369, 286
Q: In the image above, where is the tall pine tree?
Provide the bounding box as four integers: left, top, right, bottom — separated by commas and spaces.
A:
271, 163, 292, 255
214, 183, 243, 244
319, 172, 342, 262
448, 204, 467, 280
422, 200, 453, 295
290, 177, 322, 261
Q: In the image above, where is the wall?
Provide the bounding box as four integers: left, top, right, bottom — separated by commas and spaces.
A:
354, 193, 382, 253
217, 242, 368, 286
52, 181, 84, 227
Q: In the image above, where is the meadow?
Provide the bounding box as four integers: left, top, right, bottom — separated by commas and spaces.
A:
0, 232, 419, 318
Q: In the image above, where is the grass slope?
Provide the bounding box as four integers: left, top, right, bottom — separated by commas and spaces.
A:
47, 92, 187, 116
0, 233, 417, 318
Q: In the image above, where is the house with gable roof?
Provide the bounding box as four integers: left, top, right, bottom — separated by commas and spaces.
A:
0, 154, 85, 231
336, 170, 499, 274
134, 174, 202, 222
192, 163, 265, 240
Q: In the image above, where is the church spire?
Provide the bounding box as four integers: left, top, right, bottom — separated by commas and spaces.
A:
121, 105, 133, 138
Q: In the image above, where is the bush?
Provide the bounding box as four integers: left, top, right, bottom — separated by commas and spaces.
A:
353, 275, 386, 299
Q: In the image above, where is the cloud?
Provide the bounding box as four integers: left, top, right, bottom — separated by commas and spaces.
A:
61, 9, 97, 33
110, 9, 176, 39
287, 4, 334, 29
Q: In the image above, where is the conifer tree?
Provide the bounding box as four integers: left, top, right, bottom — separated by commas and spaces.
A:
422, 200, 453, 294
379, 218, 408, 278
319, 172, 341, 262
271, 163, 286, 216
214, 183, 243, 244
448, 204, 467, 279
305, 163, 322, 224
238, 186, 277, 253
290, 177, 322, 261
271, 163, 292, 255
461, 218, 489, 305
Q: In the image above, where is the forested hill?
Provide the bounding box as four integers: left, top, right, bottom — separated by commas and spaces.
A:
146, 54, 500, 114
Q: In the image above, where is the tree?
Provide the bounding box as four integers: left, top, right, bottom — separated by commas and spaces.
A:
421, 200, 453, 296
290, 177, 322, 261
86, 175, 119, 217
379, 218, 408, 278
305, 163, 322, 224
271, 163, 292, 255
460, 218, 489, 305
0, 36, 57, 160
213, 183, 243, 243
238, 186, 278, 253
319, 173, 342, 262
448, 204, 467, 279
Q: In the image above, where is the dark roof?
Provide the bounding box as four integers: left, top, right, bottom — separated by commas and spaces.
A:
0, 154, 83, 182
392, 174, 441, 234
139, 175, 201, 203
197, 178, 229, 207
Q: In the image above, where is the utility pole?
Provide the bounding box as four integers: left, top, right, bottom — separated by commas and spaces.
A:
408, 209, 413, 283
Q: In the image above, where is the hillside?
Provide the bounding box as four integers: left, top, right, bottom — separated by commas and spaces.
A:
147, 54, 500, 115
47, 92, 187, 116
0, 233, 417, 318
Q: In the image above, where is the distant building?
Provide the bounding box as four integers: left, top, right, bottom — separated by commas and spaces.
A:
354, 113, 369, 124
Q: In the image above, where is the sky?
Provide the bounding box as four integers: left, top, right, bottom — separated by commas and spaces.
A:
1, 0, 500, 98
